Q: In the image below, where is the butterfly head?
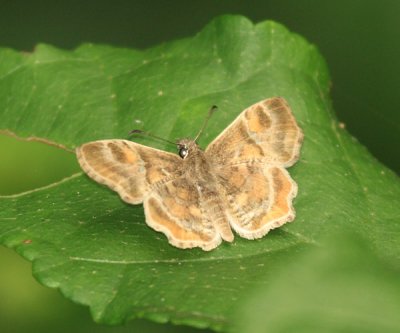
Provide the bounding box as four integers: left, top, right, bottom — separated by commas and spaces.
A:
176, 105, 218, 159
177, 139, 199, 159
130, 105, 217, 160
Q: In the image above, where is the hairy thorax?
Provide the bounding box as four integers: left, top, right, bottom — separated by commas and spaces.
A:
179, 140, 214, 184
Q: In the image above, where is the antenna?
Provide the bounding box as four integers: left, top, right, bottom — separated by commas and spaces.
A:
194, 105, 218, 142
129, 129, 176, 146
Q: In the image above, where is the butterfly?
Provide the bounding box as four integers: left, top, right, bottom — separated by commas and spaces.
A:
76, 97, 303, 251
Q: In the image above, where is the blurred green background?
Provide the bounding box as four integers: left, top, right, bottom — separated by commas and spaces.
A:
1, 1, 399, 332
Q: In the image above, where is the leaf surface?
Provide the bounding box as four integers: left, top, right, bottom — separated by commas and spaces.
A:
236, 232, 400, 333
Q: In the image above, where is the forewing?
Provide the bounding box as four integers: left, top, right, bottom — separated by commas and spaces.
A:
216, 163, 297, 239
206, 97, 303, 167
76, 140, 182, 204
144, 177, 221, 251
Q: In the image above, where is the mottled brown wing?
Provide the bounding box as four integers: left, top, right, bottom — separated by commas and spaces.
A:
76, 140, 182, 204
207, 97, 302, 238
77, 140, 221, 250
144, 177, 221, 251
205, 97, 303, 167
216, 163, 297, 239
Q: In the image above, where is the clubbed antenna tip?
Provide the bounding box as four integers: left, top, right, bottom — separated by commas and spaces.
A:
194, 105, 218, 142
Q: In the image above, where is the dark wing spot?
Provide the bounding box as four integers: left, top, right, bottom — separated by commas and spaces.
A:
255, 107, 271, 129
108, 142, 130, 163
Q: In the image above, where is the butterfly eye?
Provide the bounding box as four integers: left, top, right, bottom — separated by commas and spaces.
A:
178, 146, 189, 159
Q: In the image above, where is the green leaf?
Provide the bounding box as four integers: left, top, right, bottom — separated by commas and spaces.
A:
0, 15, 399, 332
236, 231, 400, 333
